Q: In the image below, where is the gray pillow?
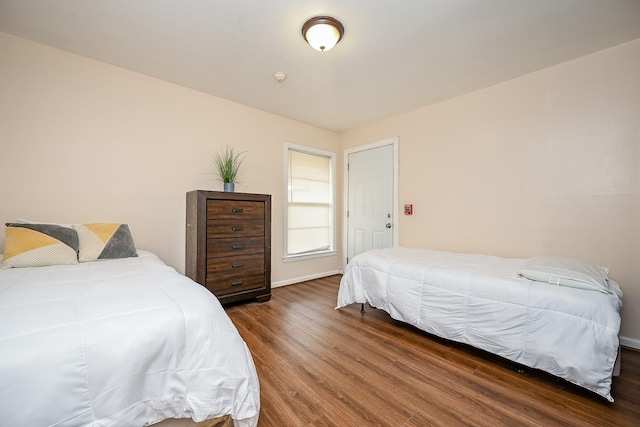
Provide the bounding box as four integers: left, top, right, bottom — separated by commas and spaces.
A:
73, 223, 138, 262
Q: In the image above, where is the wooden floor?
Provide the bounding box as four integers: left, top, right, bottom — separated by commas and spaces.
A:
225, 275, 640, 427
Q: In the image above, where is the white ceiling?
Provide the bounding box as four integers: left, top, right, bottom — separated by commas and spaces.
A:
2, 0, 640, 132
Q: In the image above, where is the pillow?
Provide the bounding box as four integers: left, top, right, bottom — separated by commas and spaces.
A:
73, 223, 138, 262
0, 223, 79, 269
518, 256, 610, 293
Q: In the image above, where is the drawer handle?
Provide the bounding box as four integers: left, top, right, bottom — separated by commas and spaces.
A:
231, 280, 244, 286
232, 226, 244, 231
232, 262, 244, 268
232, 208, 244, 213
231, 245, 244, 250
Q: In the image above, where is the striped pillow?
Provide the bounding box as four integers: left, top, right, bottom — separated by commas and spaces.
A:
0, 223, 79, 268
73, 223, 138, 262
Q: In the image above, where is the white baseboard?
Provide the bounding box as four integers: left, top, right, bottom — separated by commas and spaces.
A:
272, 270, 343, 288
620, 336, 640, 350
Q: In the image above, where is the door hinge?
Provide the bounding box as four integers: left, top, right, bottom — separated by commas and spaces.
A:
347, 210, 349, 218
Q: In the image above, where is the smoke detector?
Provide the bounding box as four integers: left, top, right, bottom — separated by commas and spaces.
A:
273, 72, 287, 83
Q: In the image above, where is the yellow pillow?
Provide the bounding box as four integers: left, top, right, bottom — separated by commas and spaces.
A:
73, 223, 138, 262
0, 223, 79, 269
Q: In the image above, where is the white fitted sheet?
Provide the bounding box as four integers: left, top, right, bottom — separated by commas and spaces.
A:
0, 250, 259, 427
337, 247, 622, 401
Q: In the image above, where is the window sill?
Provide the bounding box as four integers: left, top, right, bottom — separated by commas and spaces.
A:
283, 250, 337, 263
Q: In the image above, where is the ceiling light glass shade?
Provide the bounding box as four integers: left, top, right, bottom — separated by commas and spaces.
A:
302, 16, 344, 52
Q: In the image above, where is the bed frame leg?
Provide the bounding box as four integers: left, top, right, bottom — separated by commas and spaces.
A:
360, 303, 365, 313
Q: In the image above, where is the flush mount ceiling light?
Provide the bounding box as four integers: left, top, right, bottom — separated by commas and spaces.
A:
302, 16, 344, 52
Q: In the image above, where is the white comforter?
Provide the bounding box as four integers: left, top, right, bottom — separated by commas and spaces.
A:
337, 247, 623, 402
0, 251, 259, 427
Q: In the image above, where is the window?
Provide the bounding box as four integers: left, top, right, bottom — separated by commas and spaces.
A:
284, 143, 336, 261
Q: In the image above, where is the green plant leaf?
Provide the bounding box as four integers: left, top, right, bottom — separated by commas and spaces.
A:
213, 145, 246, 183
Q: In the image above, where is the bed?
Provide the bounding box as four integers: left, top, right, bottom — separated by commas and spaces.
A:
0, 248, 260, 426
337, 247, 623, 402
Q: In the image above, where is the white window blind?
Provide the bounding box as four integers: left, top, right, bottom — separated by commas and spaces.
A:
286, 147, 334, 257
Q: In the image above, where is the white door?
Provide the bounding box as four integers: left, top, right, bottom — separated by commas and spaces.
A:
347, 143, 395, 263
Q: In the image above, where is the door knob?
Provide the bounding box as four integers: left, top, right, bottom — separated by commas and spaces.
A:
385, 223, 392, 228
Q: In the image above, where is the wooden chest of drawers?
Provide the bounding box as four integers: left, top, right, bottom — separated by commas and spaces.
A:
186, 190, 271, 304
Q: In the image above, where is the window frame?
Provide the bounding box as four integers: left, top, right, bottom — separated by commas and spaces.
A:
283, 142, 337, 262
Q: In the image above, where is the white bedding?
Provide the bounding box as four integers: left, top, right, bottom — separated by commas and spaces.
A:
337, 247, 623, 401
0, 250, 259, 427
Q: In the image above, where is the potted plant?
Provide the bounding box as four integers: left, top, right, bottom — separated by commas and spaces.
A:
213, 145, 246, 192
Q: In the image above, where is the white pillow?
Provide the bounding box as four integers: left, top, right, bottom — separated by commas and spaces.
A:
518, 256, 610, 293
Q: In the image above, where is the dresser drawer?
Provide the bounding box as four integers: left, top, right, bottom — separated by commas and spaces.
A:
207, 219, 264, 238
207, 236, 264, 257
207, 253, 264, 277
207, 200, 264, 220
205, 273, 265, 295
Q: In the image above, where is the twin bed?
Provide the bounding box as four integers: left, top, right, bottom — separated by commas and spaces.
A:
337, 247, 623, 402
0, 221, 259, 427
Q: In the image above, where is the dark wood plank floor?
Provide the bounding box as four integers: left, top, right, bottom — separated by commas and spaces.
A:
225, 275, 640, 427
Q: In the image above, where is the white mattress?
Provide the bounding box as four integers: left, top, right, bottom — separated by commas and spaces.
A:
337, 247, 623, 401
0, 250, 259, 427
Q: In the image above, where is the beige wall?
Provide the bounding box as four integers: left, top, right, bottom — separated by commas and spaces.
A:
343, 39, 640, 342
1, 31, 638, 343
0, 32, 342, 284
